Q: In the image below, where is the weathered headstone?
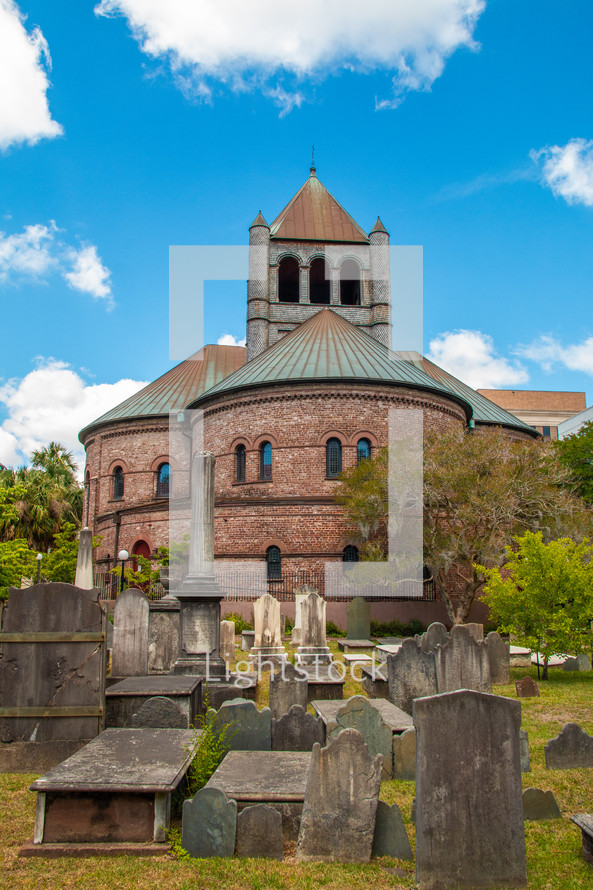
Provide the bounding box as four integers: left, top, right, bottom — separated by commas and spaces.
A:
212, 698, 272, 751
545, 723, 593, 769
220, 619, 236, 664
371, 800, 413, 860
519, 729, 530, 773
291, 587, 314, 646
148, 598, 179, 672
577, 653, 592, 671
296, 729, 383, 862
387, 638, 437, 715
563, 653, 592, 672
236, 803, 284, 859
182, 786, 237, 857
250, 593, 287, 666
522, 788, 561, 820
515, 676, 540, 698
414, 689, 527, 889
464, 622, 484, 641
326, 695, 392, 780
268, 662, 308, 720
419, 622, 448, 653
347, 597, 371, 641
435, 624, 492, 694
112, 587, 149, 678
392, 727, 416, 780
74, 527, 94, 589
562, 656, 579, 672
272, 704, 325, 751
296, 591, 332, 665
129, 696, 187, 728
486, 631, 510, 685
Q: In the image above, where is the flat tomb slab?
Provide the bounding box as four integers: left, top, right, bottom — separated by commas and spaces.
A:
342, 653, 374, 663
106, 676, 202, 696
105, 676, 202, 728
572, 814, 593, 866
337, 639, 374, 651
312, 698, 413, 734
375, 644, 402, 656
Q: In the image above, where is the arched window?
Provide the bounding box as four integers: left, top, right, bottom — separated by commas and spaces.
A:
356, 438, 372, 465
309, 257, 330, 304
260, 441, 272, 480
113, 465, 124, 500
326, 438, 342, 478
157, 463, 170, 497
235, 444, 246, 483
343, 545, 359, 562
278, 257, 299, 303
266, 545, 282, 580
340, 258, 361, 305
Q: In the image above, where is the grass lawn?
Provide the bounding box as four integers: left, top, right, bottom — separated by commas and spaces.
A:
1, 646, 592, 890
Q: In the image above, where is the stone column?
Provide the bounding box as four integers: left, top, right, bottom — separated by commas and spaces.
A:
74, 527, 94, 589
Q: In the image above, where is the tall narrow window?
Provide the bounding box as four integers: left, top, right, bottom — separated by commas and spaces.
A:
278, 257, 299, 302
113, 465, 124, 500
266, 545, 282, 580
326, 438, 342, 478
236, 444, 246, 483
260, 441, 272, 480
309, 257, 330, 304
356, 438, 372, 465
343, 545, 359, 562
340, 258, 361, 305
157, 462, 170, 497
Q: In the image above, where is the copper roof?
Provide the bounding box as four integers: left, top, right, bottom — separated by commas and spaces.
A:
79, 345, 246, 440
269, 169, 369, 243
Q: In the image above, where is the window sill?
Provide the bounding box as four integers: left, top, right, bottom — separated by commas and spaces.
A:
232, 479, 273, 486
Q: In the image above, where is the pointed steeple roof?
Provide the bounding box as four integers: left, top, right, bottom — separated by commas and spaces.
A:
270, 170, 369, 243
370, 216, 388, 235
250, 211, 269, 228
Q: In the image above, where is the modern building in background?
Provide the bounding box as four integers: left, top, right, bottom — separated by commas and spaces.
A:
477, 390, 587, 440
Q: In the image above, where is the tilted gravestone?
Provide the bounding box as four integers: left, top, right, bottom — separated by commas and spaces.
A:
486, 631, 510, 685
414, 689, 527, 889
220, 620, 236, 664
296, 729, 382, 862
129, 696, 187, 728
347, 597, 371, 641
111, 588, 149, 677
545, 723, 593, 770
387, 638, 437, 715
435, 624, 492, 694
296, 591, 332, 665
272, 704, 325, 751
268, 661, 308, 720
326, 695, 392, 780
211, 698, 272, 751
522, 788, 561, 820
372, 800, 413, 860
236, 803, 284, 860
393, 727, 416, 781
515, 676, 540, 698
419, 622, 448, 653
250, 594, 286, 665
182, 786, 237, 857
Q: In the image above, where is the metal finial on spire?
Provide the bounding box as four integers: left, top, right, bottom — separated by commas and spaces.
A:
310, 144, 316, 176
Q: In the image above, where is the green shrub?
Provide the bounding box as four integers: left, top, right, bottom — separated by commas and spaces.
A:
326, 620, 347, 637
186, 697, 235, 797
370, 618, 426, 637
222, 611, 252, 634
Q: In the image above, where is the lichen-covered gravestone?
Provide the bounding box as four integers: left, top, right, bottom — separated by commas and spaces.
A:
419, 622, 448, 653
392, 727, 416, 780
272, 705, 325, 751
296, 591, 332, 665
372, 800, 413, 860
268, 662, 308, 720
250, 594, 286, 666
347, 597, 371, 641
211, 698, 272, 751
236, 803, 284, 859
414, 689, 527, 889
387, 638, 437, 715
326, 695, 392, 780
182, 786, 237, 857
148, 599, 179, 672
296, 728, 383, 862
435, 624, 492, 694
220, 619, 236, 664
129, 696, 187, 728
515, 676, 540, 698
486, 631, 510, 685
522, 788, 561, 820
112, 588, 149, 677
545, 723, 593, 769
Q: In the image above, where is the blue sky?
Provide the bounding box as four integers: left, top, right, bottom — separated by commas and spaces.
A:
1, 0, 592, 469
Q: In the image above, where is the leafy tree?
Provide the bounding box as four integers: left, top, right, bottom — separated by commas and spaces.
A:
555, 420, 593, 505
0, 538, 38, 599
478, 531, 593, 679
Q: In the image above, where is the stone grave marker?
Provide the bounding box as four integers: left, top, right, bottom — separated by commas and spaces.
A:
435, 624, 492, 694
419, 622, 448, 653
250, 594, 287, 666
326, 695, 392, 780
486, 631, 510, 685
236, 803, 284, 860
577, 653, 592, 671
519, 729, 530, 773
212, 698, 272, 751
148, 598, 179, 673
220, 619, 236, 664
296, 591, 332, 666
414, 689, 527, 889
272, 704, 325, 751
387, 638, 437, 715
464, 622, 484, 641
371, 800, 413, 860
182, 786, 237, 858
129, 696, 187, 728
563, 653, 592, 672
347, 597, 371, 641
291, 588, 313, 646
571, 814, 593, 866
522, 788, 561, 820
112, 588, 149, 678
392, 727, 416, 780
545, 723, 593, 769
74, 528, 94, 589
296, 728, 383, 862
515, 676, 540, 698
268, 661, 308, 720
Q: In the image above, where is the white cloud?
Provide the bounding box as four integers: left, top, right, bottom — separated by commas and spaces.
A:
95, 0, 485, 110
531, 138, 593, 207
0, 359, 148, 475
0, 0, 63, 150
427, 329, 529, 389
217, 333, 246, 347
517, 335, 593, 376
0, 221, 114, 306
